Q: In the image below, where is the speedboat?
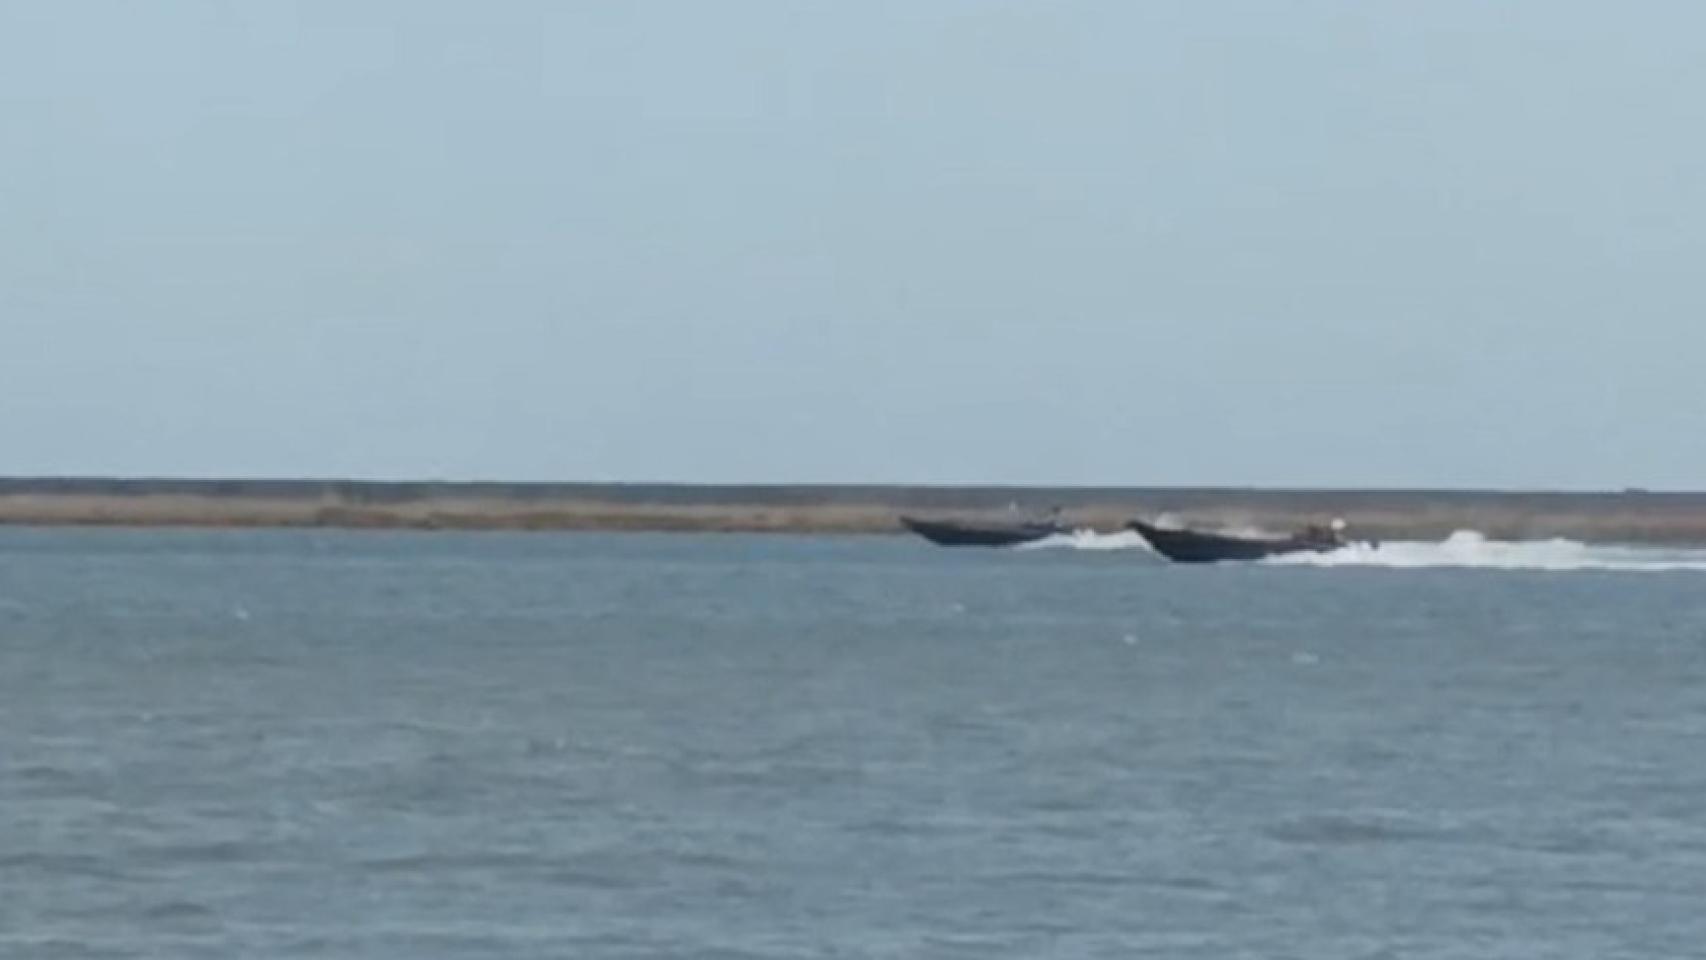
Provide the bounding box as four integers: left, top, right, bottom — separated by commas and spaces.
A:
1128, 517, 1362, 563
899, 514, 1068, 548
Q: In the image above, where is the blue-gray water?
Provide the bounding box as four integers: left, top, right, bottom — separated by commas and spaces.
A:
4, 529, 1705, 958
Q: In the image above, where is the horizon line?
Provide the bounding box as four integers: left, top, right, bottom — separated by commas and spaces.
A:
0, 475, 1686, 497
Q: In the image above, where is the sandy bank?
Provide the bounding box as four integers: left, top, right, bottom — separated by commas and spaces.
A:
2, 480, 1705, 544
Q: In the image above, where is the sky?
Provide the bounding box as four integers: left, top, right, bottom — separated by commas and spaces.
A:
3, 2, 1704, 489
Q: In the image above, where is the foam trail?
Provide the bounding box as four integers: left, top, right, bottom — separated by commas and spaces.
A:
1016, 529, 1154, 552
1267, 530, 1706, 572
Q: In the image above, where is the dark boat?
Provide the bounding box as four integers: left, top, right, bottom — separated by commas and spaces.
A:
899, 514, 1068, 548
1128, 518, 1359, 564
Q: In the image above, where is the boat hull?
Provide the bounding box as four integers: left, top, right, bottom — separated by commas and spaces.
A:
899, 515, 1063, 548
1128, 519, 1342, 563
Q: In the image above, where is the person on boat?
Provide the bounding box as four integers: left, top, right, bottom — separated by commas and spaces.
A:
1296, 519, 1347, 547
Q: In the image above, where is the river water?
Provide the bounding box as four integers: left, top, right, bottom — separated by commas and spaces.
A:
3, 528, 1704, 958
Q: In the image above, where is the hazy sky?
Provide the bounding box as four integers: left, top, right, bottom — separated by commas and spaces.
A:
4, 2, 1703, 489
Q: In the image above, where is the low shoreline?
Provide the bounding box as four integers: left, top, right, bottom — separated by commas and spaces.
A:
3, 479, 1706, 544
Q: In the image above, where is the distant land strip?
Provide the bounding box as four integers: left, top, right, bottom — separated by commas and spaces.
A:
1, 478, 1704, 544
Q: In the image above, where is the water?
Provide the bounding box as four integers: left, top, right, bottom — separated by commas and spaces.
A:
4, 528, 1706, 959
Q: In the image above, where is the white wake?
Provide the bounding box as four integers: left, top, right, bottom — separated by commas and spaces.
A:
1015, 529, 1154, 552
1266, 530, 1706, 572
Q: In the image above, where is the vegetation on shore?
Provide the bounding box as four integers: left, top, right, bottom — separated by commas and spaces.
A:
1, 479, 1703, 544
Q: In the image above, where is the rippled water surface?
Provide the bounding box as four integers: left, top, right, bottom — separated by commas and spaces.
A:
3, 528, 1705, 958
